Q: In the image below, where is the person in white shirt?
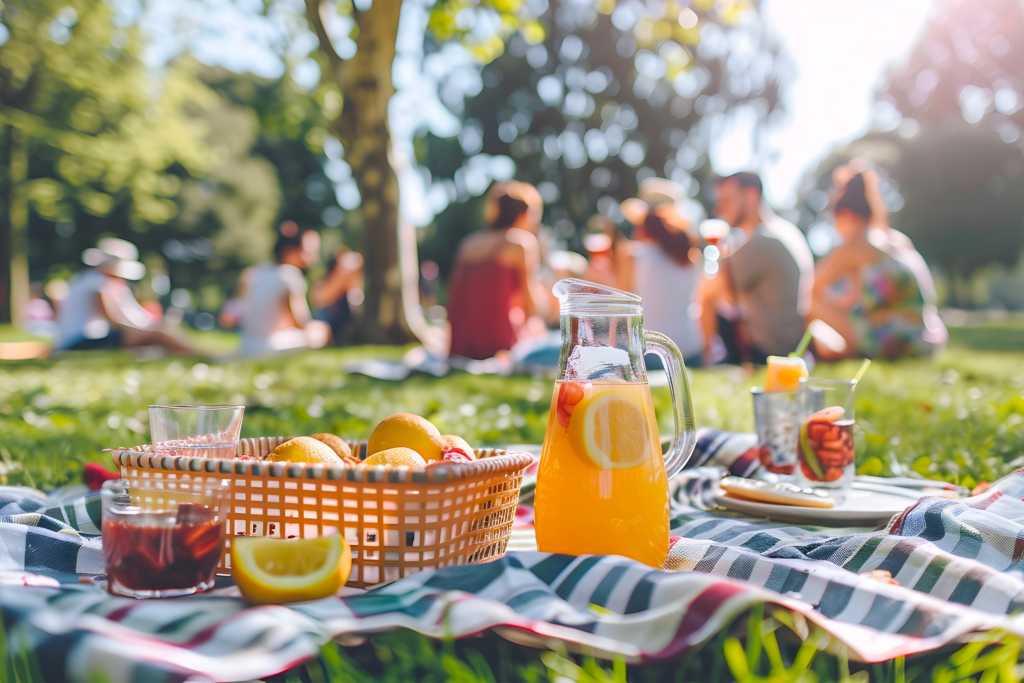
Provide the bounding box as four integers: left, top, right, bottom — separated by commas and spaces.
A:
56, 238, 203, 355
235, 222, 330, 358
617, 178, 705, 366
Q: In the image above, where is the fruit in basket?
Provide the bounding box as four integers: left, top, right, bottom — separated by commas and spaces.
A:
231, 535, 351, 605
368, 413, 445, 462
265, 437, 343, 464
363, 447, 427, 467
309, 433, 352, 460
440, 435, 476, 460
427, 451, 474, 467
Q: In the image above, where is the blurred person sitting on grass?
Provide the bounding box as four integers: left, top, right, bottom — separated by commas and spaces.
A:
617, 177, 704, 367
699, 172, 815, 364
810, 173, 931, 360
447, 181, 547, 361
55, 238, 205, 355
310, 246, 364, 346
235, 222, 330, 358
830, 159, 947, 349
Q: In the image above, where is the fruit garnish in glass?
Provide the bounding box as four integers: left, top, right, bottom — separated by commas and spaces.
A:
796, 378, 857, 489
102, 478, 229, 598
535, 279, 696, 569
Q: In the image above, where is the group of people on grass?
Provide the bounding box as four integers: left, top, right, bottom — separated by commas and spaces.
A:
447, 161, 945, 366
50, 159, 943, 365
52, 224, 363, 359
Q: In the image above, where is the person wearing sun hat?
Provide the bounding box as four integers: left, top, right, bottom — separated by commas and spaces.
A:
616, 177, 705, 367
55, 238, 204, 354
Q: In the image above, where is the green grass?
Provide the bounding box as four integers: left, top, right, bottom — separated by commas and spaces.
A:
2, 332, 1024, 679
1, 344, 1021, 491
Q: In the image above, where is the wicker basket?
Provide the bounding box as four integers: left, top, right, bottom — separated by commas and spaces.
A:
109, 437, 532, 588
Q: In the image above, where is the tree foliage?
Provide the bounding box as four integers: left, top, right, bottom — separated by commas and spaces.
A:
418, 0, 781, 271
878, 0, 1024, 143
796, 0, 1024, 300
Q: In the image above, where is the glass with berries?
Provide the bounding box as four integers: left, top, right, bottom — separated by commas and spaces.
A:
796, 378, 857, 490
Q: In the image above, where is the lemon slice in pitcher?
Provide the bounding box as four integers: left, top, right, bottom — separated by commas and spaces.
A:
232, 535, 351, 605
568, 393, 649, 469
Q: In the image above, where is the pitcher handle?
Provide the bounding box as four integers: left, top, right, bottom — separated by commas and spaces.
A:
644, 331, 697, 478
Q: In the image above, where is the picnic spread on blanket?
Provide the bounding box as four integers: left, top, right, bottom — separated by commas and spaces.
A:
2, 279, 1018, 681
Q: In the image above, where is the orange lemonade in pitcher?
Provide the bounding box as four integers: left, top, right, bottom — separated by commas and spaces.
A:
535, 279, 696, 569
536, 379, 669, 567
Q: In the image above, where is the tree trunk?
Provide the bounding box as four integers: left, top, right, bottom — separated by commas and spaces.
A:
306, 0, 414, 345
7, 126, 28, 326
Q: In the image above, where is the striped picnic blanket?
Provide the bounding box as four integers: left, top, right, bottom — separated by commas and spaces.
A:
3, 430, 1024, 680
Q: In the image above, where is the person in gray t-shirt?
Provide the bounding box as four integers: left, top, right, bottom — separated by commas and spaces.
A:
698, 172, 814, 363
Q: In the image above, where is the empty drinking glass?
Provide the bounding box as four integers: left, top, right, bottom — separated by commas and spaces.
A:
149, 405, 244, 459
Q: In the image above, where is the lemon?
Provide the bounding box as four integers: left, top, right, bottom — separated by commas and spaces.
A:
232, 535, 351, 605
368, 413, 444, 462
568, 393, 649, 469
265, 437, 343, 464
363, 447, 427, 467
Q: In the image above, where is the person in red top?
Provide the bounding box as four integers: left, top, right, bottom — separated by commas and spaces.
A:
447, 181, 546, 360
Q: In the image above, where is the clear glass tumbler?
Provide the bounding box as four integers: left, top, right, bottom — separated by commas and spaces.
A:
796, 378, 857, 490
102, 478, 229, 598
149, 405, 244, 458
751, 388, 799, 476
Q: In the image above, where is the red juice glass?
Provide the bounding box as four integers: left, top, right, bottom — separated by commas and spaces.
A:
101, 478, 229, 598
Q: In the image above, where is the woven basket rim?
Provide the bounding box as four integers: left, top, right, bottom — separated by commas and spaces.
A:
109, 441, 533, 484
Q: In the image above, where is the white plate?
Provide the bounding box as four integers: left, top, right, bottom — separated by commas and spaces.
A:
713, 481, 932, 527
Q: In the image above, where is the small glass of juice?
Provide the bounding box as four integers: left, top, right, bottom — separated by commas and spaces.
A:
102, 478, 229, 598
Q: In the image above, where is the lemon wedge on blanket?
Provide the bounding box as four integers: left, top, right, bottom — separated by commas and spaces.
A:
568, 393, 649, 470
231, 536, 351, 605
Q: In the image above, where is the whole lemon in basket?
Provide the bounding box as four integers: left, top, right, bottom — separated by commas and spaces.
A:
308, 433, 352, 460
232, 535, 351, 605
265, 437, 342, 464
363, 447, 426, 467
368, 413, 445, 462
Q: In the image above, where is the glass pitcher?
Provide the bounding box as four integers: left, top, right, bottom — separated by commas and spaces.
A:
534, 279, 697, 568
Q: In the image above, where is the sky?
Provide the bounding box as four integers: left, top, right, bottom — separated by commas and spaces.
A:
716, 0, 934, 207
141, 0, 937, 214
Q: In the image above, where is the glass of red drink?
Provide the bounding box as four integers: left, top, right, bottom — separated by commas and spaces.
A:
102, 478, 229, 598
796, 378, 857, 490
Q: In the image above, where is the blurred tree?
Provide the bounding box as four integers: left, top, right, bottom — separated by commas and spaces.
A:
303, 0, 780, 344
795, 0, 1024, 306
419, 0, 782, 275
0, 0, 212, 323
877, 0, 1024, 144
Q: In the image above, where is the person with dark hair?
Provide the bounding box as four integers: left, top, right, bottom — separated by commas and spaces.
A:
447, 180, 546, 360
699, 171, 815, 363
235, 221, 330, 357
831, 159, 947, 347
810, 173, 930, 360
617, 178, 704, 365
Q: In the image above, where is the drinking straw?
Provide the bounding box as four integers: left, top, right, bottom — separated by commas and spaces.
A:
789, 326, 814, 358
852, 358, 872, 384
